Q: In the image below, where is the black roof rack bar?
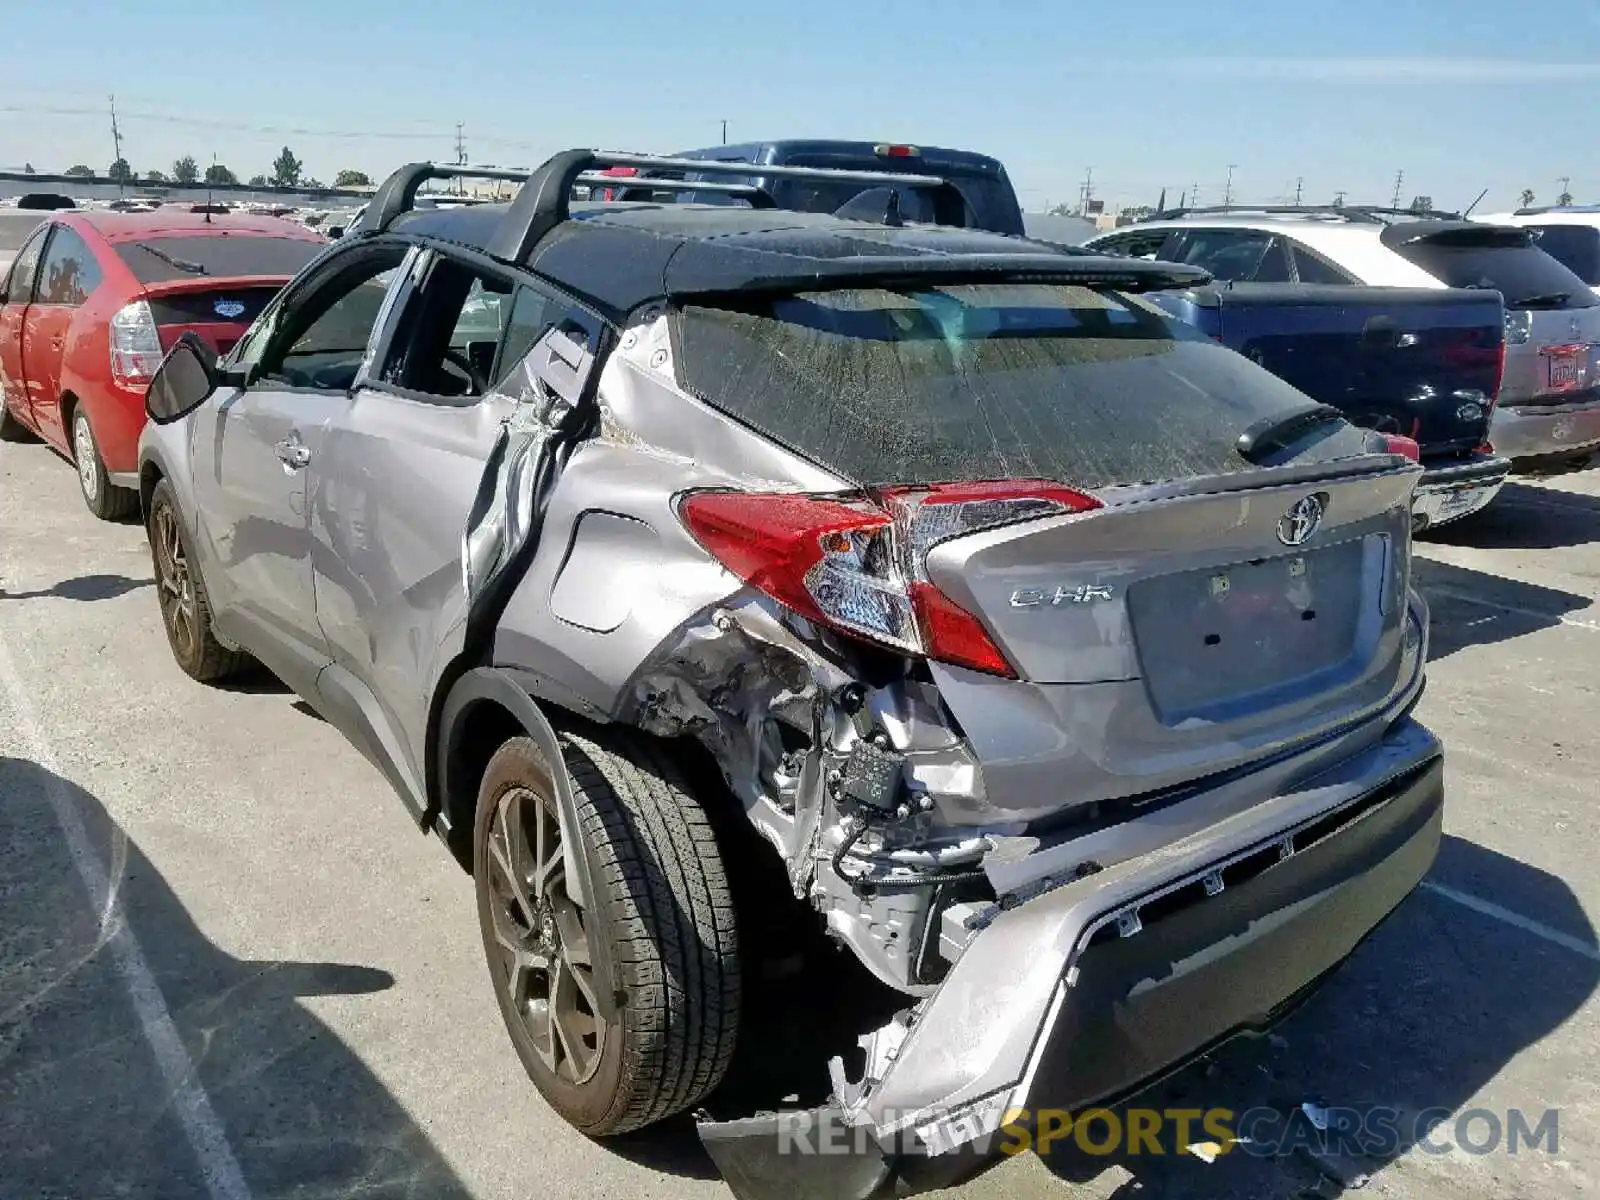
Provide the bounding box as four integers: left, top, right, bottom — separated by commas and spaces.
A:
573, 175, 768, 198
481, 148, 970, 264
364, 162, 534, 232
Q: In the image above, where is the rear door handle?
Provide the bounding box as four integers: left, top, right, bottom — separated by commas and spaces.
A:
275, 436, 311, 470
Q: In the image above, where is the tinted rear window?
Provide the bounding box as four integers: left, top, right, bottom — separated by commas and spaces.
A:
1524, 225, 1600, 286
1391, 232, 1598, 309
670, 284, 1370, 488
112, 234, 325, 285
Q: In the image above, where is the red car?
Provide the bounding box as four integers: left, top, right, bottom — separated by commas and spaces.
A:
0, 209, 327, 518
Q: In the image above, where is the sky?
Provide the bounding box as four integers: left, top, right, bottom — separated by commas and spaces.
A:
2, 0, 1599, 214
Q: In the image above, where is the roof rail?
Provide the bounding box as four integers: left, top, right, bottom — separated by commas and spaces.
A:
1514, 203, 1600, 216
1146, 204, 1390, 225
361, 150, 971, 260
573, 174, 778, 208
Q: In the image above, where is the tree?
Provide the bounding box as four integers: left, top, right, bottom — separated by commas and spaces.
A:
270, 145, 303, 188
108, 158, 134, 183
23, 162, 34, 174
145, 169, 167, 183
1408, 195, 1434, 215
1558, 189, 1574, 206
1520, 188, 1536, 208
173, 156, 199, 184
248, 174, 269, 187
302, 177, 324, 190
334, 169, 371, 188
204, 163, 238, 186
64, 164, 95, 178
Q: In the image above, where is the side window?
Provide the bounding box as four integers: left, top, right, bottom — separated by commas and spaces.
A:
1172, 229, 1276, 281
493, 285, 562, 382
256, 247, 409, 391
1093, 230, 1172, 260
3, 225, 49, 303
36, 227, 101, 306
379, 257, 516, 399
1254, 238, 1293, 283
1290, 243, 1360, 285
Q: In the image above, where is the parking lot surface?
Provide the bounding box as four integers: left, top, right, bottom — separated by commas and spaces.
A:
2, 440, 1598, 1200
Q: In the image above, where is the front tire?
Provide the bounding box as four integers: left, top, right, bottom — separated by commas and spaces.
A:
147, 478, 248, 683
73, 408, 137, 520
473, 731, 740, 1135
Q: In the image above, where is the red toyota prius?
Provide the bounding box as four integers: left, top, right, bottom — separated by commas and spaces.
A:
0, 209, 327, 518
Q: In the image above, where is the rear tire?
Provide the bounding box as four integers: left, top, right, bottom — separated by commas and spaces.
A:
147, 478, 248, 684
72, 408, 137, 520
473, 731, 740, 1135
0, 398, 36, 443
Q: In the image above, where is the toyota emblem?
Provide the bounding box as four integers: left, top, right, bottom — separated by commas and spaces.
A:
1277, 495, 1325, 547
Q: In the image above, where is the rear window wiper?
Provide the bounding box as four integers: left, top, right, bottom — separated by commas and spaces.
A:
1235, 403, 1346, 464
133, 241, 208, 276
1510, 291, 1570, 309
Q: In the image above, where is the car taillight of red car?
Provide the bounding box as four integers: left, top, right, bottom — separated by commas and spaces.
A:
109, 299, 165, 389
678, 481, 1102, 678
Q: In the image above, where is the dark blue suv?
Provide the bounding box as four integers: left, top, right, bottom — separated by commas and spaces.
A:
608, 139, 1026, 236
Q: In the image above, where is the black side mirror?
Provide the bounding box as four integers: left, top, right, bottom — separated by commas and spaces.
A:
145, 332, 220, 425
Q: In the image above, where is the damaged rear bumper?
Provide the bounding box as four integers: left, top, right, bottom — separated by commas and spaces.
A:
698, 718, 1444, 1199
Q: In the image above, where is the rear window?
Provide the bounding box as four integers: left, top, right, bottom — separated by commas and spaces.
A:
669, 283, 1371, 489
1391, 230, 1598, 309
1523, 225, 1600, 286
112, 234, 325, 285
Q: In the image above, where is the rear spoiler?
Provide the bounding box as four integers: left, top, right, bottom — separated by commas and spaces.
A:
1380, 224, 1533, 250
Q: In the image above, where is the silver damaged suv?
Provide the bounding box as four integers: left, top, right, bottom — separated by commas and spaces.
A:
137, 151, 1446, 1199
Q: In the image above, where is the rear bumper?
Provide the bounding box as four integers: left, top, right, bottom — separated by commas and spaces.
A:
1412, 451, 1511, 529
698, 718, 1444, 1199
1489, 397, 1600, 460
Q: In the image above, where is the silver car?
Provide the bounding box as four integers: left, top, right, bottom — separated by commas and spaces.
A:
138, 152, 1445, 1198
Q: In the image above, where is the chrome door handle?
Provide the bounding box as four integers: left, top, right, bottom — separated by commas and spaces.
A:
275, 438, 311, 469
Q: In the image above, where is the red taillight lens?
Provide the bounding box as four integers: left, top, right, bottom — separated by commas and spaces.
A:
874, 143, 920, 158
1380, 433, 1422, 462
678, 481, 1101, 677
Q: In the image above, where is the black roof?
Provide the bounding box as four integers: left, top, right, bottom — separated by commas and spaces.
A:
390, 200, 1208, 320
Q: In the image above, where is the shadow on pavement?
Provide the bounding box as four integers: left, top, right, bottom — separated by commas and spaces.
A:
1424, 480, 1600, 551
1028, 834, 1599, 1197
0, 755, 474, 1199
0, 573, 153, 601
1413, 557, 1593, 660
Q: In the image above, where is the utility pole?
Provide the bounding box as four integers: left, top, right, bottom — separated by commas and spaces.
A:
1190, 181, 1200, 208
1391, 170, 1404, 210
1223, 165, 1237, 209
109, 94, 124, 194
1559, 175, 1571, 203
1334, 189, 1347, 207
1078, 166, 1094, 215
721, 119, 728, 145
1294, 176, 1304, 206
454, 123, 467, 195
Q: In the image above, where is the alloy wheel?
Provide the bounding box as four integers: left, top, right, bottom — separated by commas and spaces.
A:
484, 784, 606, 1084
151, 503, 198, 661
74, 415, 98, 503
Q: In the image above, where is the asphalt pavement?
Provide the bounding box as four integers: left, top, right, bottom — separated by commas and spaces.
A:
2, 436, 1598, 1200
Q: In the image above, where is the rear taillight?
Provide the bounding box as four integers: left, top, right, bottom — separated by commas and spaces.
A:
678, 481, 1101, 677
109, 299, 163, 388
599, 165, 638, 202
1379, 434, 1422, 462
874, 144, 921, 158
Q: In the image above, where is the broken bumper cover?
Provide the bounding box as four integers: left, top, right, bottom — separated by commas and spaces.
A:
698, 718, 1444, 1200
1411, 451, 1511, 529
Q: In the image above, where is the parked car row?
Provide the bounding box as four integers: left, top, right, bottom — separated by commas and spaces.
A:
1082, 206, 1600, 485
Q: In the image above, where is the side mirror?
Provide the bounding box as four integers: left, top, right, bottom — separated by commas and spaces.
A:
145, 332, 220, 425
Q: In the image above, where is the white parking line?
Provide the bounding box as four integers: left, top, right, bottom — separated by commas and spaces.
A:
1421, 880, 1600, 963
0, 636, 253, 1200
1423, 584, 1600, 632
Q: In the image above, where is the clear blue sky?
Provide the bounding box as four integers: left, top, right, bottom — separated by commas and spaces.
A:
2, 0, 1598, 212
